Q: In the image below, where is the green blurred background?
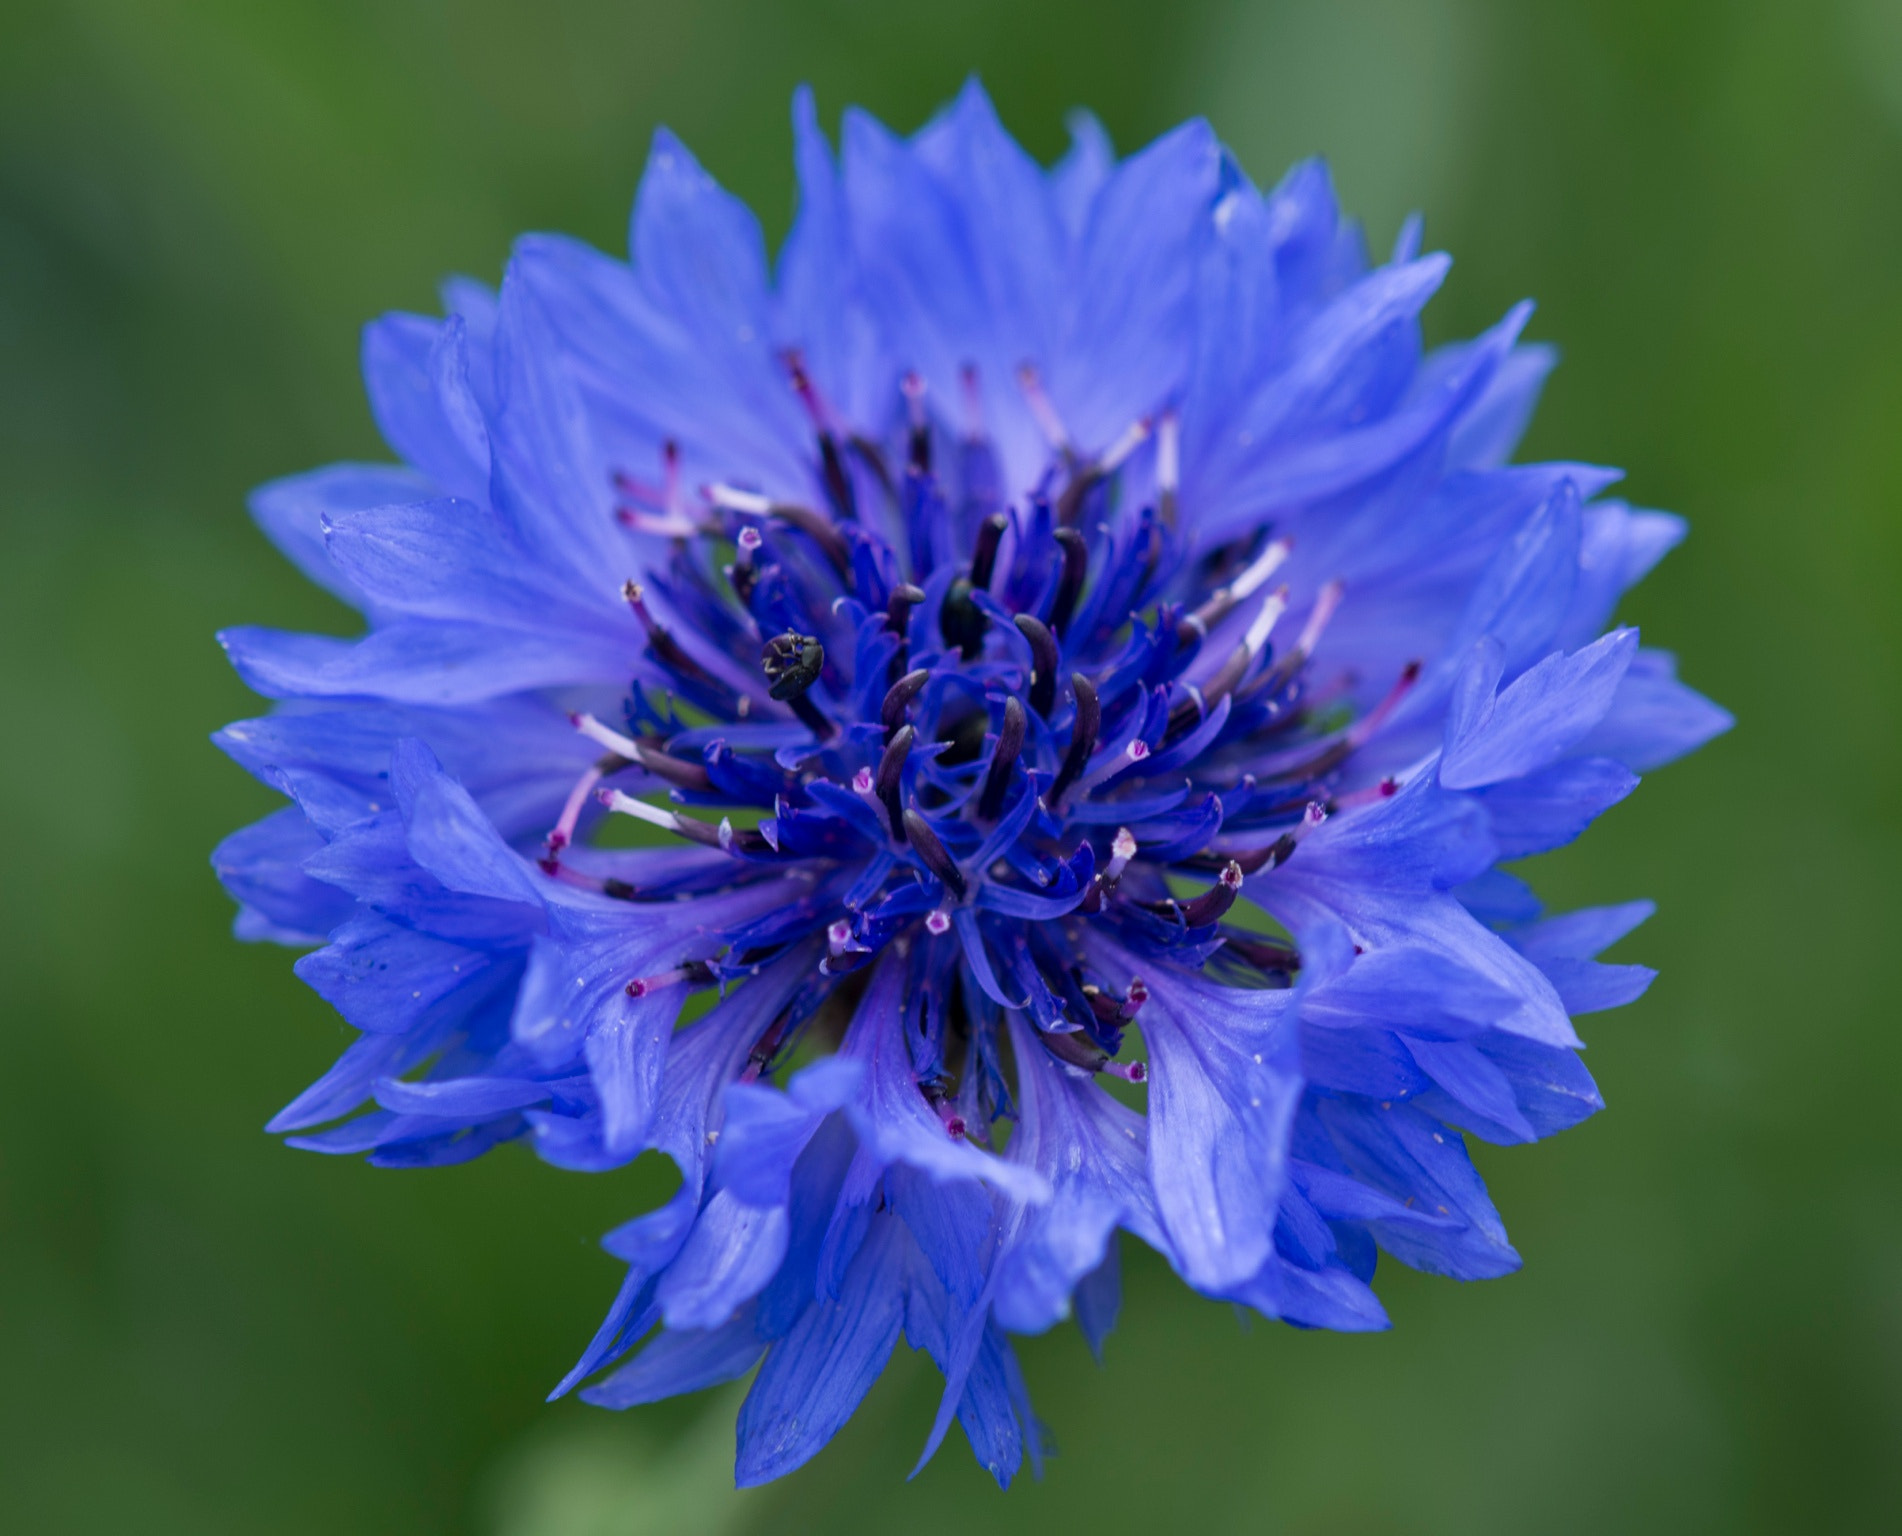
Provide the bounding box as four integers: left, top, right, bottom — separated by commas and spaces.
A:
2, 0, 1896, 1530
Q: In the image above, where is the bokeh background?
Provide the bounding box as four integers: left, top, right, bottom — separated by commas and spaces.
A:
2, 0, 1897, 1530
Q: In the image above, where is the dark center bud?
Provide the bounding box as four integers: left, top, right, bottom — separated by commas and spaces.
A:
876, 725, 914, 839
902, 804, 968, 901
1050, 672, 1100, 806
1013, 613, 1058, 717
970, 512, 1009, 593
1050, 527, 1089, 638
977, 696, 1027, 820
880, 668, 931, 738
940, 577, 987, 660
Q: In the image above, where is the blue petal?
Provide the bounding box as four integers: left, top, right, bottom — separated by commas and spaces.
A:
211, 807, 354, 942
1440, 627, 1638, 789
992, 1011, 1168, 1335
1088, 940, 1300, 1293
1474, 755, 1639, 859
735, 1210, 908, 1487
248, 463, 425, 610
360, 311, 491, 501
580, 1305, 765, 1409
1575, 647, 1734, 772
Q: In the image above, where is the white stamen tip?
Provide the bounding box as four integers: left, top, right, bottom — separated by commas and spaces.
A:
737, 525, 762, 552
1112, 828, 1139, 862
1230, 538, 1293, 602
1243, 587, 1290, 655
1157, 411, 1180, 492
708, 483, 773, 515
1126, 739, 1150, 762
852, 767, 875, 794
925, 910, 952, 935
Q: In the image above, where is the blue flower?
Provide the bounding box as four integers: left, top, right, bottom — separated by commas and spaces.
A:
213, 80, 1729, 1486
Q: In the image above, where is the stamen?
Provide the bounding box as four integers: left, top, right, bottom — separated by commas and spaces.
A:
1157, 411, 1180, 527
597, 787, 724, 850
880, 668, 931, 737
1015, 363, 1071, 454
786, 351, 857, 521
826, 918, 855, 959
1189, 536, 1291, 633
544, 757, 615, 859
902, 804, 968, 901
1038, 1026, 1148, 1082
1178, 861, 1244, 926
977, 697, 1027, 820
624, 960, 713, 999
621, 580, 730, 696
1223, 934, 1301, 975
570, 712, 711, 791
925, 909, 952, 936
852, 765, 894, 838
1050, 528, 1089, 639
970, 512, 1008, 593
1105, 826, 1138, 883
877, 726, 914, 840
902, 372, 931, 473
1098, 416, 1152, 474
1330, 775, 1400, 813
1201, 586, 1289, 706
920, 1077, 967, 1139
1013, 613, 1058, 717
725, 524, 764, 603
1050, 673, 1100, 806
960, 363, 985, 441
940, 577, 986, 661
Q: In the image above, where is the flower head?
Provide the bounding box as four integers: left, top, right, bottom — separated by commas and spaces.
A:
214, 81, 1729, 1486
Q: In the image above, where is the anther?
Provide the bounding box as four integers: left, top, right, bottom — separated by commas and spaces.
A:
727, 524, 763, 604
598, 787, 724, 850
624, 960, 713, 998
880, 668, 930, 737
1156, 410, 1180, 527
1013, 613, 1058, 717
1050, 528, 1089, 639
1223, 934, 1301, 976
876, 726, 914, 839
902, 372, 931, 473
1098, 416, 1151, 474
1178, 861, 1245, 927
977, 697, 1027, 820
970, 512, 1008, 593
1049, 672, 1099, 806
941, 577, 986, 660
826, 918, 855, 959
1038, 1026, 1148, 1082
570, 712, 712, 792
902, 805, 967, 901
1105, 827, 1138, 883
925, 909, 952, 936
622, 580, 726, 692
1189, 536, 1291, 633
1016, 363, 1071, 455
787, 351, 857, 522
